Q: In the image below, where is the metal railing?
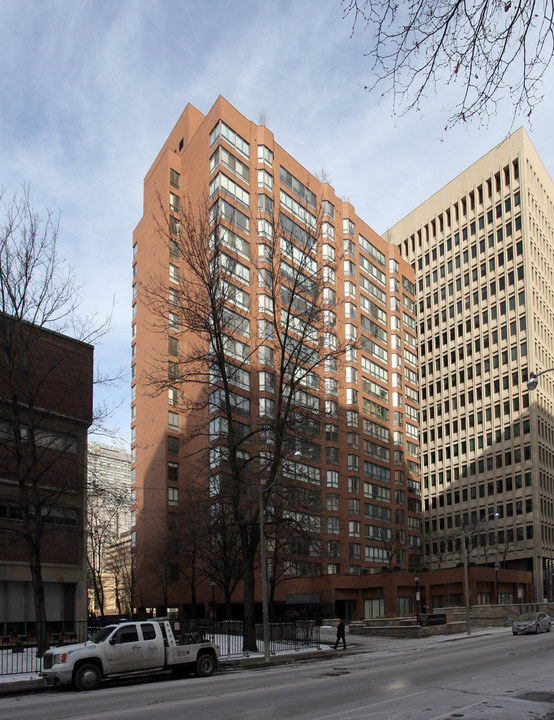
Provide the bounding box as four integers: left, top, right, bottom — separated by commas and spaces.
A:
1, 619, 321, 676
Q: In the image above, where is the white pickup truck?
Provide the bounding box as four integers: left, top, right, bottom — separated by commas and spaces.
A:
41, 619, 220, 691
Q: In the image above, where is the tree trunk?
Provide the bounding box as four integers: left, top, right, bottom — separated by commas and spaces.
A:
30, 546, 48, 658
269, 576, 276, 622
190, 586, 197, 619
224, 590, 233, 620
241, 530, 258, 652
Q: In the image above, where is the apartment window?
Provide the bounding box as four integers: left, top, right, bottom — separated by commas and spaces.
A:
326, 356, 338, 373
258, 169, 273, 191
344, 281, 356, 298
327, 470, 339, 488
167, 336, 179, 356
321, 243, 335, 262
344, 260, 356, 278
168, 461, 179, 483
323, 287, 336, 306
324, 309, 337, 328
258, 371, 274, 392
169, 264, 179, 284
169, 168, 181, 188
326, 423, 339, 442
327, 517, 340, 534
210, 121, 250, 158
259, 345, 274, 366
169, 192, 180, 213
259, 397, 275, 417
169, 288, 179, 307
343, 219, 355, 236
168, 487, 179, 506
322, 200, 335, 219
345, 324, 357, 341
257, 145, 273, 166
346, 366, 358, 385
347, 432, 359, 449
168, 436, 179, 456
168, 411, 179, 431
168, 387, 179, 407
168, 361, 179, 381
347, 410, 359, 427
169, 312, 179, 332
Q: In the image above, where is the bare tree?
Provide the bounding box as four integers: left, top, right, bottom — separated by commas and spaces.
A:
144, 533, 179, 612
105, 533, 133, 616
495, 529, 521, 568
172, 480, 212, 619
143, 188, 348, 651
343, 0, 554, 128
206, 485, 242, 620
87, 474, 130, 620
425, 529, 451, 569
265, 481, 322, 620
0, 187, 113, 655
377, 525, 408, 569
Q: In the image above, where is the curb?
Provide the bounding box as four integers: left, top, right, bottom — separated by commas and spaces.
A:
219, 646, 358, 672
0, 679, 46, 696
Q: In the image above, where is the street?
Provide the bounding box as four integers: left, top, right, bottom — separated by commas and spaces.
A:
4, 629, 554, 720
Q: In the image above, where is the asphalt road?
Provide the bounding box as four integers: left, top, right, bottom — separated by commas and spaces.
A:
4, 628, 554, 720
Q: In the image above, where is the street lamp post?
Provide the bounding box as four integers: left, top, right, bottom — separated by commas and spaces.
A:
210, 578, 215, 641
527, 369, 551, 602
414, 575, 420, 625
461, 512, 499, 636
259, 449, 301, 663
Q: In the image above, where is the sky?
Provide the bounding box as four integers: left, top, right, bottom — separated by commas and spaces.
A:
1, 0, 553, 446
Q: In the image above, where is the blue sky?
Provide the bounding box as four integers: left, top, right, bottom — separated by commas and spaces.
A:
1, 0, 553, 445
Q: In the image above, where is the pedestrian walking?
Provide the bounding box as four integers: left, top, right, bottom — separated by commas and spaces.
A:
334, 619, 346, 649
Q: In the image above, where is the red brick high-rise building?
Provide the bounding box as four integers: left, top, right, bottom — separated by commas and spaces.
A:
132, 97, 420, 620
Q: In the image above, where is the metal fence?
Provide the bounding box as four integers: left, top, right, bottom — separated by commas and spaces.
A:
178, 619, 321, 657
1, 619, 321, 676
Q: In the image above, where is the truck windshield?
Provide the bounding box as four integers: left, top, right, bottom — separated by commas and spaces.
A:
91, 626, 116, 643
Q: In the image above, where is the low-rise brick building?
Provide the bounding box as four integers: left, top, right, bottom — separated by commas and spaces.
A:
0, 314, 93, 636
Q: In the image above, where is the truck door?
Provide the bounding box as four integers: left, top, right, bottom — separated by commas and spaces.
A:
139, 622, 165, 669
106, 624, 143, 673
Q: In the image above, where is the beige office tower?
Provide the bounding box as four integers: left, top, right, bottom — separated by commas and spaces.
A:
385, 128, 554, 601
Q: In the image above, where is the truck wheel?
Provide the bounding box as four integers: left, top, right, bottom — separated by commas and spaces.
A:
74, 663, 101, 691
172, 665, 192, 678
195, 653, 216, 677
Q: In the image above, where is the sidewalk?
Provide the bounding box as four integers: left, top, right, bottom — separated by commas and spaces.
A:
0, 625, 510, 695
